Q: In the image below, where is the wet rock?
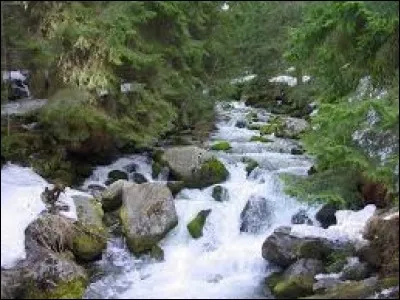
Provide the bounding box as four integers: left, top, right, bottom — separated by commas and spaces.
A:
212, 185, 229, 202
166, 181, 185, 197
132, 172, 147, 184
261, 226, 354, 268
240, 196, 272, 234
105, 170, 128, 185
291, 147, 305, 155
123, 163, 138, 173
149, 245, 164, 261
100, 179, 126, 212
120, 182, 178, 254
284, 259, 324, 279
72, 196, 107, 262
315, 203, 338, 228
235, 120, 247, 128
187, 209, 212, 239
291, 209, 313, 225
242, 157, 259, 176
308, 166, 317, 175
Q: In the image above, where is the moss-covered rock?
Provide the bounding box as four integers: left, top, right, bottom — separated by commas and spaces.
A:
190, 158, 229, 188
250, 135, 273, 143
166, 181, 185, 197
212, 185, 229, 202
325, 252, 349, 273
25, 276, 87, 299
210, 141, 232, 151
242, 157, 259, 176
273, 275, 315, 298
106, 170, 128, 185
72, 196, 107, 262
265, 272, 284, 292
187, 209, 212, 239
246, 112, 259, 122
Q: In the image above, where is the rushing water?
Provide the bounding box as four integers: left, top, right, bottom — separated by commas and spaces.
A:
83, 101, 318, 299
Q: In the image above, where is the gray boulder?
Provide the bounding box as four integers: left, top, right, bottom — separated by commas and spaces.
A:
119, 182, 178, 254
261, 226, 355, 268
240, 196, 272, 233
132, 172, 148, 184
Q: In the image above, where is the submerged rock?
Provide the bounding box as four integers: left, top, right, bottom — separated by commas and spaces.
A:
120, 182, 178, 254
235, 120, 247, 128
132, 172, 147, 184
212, 185, 229, 202
123, 163, 138, 174
240, 196, 272, 233
149, 245, 164, 261
187, 209, 212, 239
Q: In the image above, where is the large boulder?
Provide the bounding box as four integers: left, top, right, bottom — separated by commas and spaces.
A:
240, 196, 272, 233
340, 258, 371, 281
100, 179, 126, 212
72, 196, 107, 262
119, 182, 178, 254
283, 259, 325, 279
315, 203, 338, 228
261, 226, 354, 268
187, 209, 212, 239
161, 146, 229, 188
24, 213, 76, 253
1, 267, 26, 299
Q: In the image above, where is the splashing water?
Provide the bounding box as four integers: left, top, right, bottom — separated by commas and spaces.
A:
83, 101, 318, 299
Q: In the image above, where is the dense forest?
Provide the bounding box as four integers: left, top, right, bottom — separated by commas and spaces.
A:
2, 1, 398, 208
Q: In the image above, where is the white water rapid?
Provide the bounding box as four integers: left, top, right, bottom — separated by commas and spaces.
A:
83, 101, 319, 299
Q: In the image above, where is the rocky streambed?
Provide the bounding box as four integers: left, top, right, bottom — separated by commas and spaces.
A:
1, 101, 398, 299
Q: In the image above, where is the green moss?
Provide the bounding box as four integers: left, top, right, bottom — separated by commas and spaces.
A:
210, 141, 232, 151
273, 275, 315, 299
152, 162, 163, 178
166, 181, 185, 196
187, 158, 229, 188
379, 276, 399, 289
325, 251, 350, 273
247, 123, 262, 130
265, 272, 284, 291
187, 210, 211, 239
24, 276, 87, 299
246, 112, 259, 122
250, 135, 273, 143
301, 280, 378, 299
72, 223, 107, 262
